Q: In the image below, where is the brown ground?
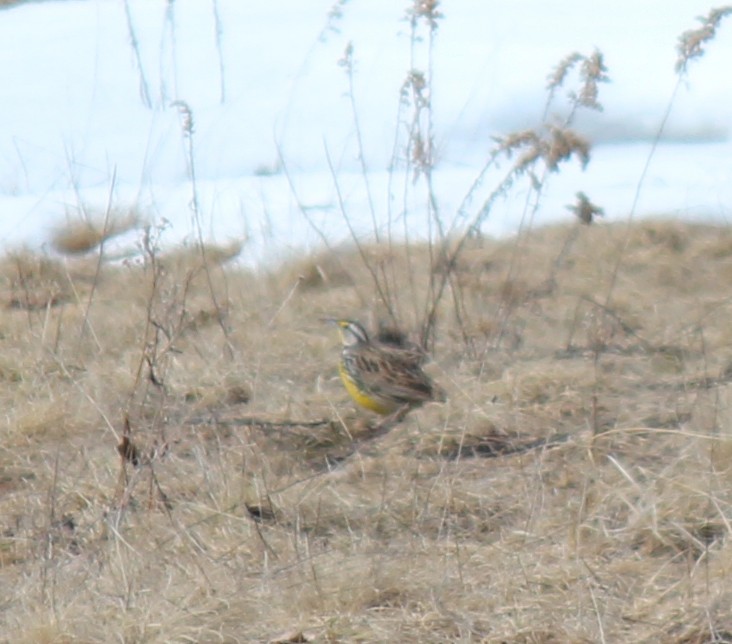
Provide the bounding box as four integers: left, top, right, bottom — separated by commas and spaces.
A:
1, 219, 732, 642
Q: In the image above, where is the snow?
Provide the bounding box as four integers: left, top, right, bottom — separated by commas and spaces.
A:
1, 0, 730, 265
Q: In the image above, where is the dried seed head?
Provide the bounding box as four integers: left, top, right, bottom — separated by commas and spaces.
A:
547, 49, 608, 112
171, 100, 194, 135
495, 126, 589, 173
546, 126, 590, 171
547, 52, 583, 91
676, 7, 732, 74
407, 0, 443, 31
578, 50, 609, 111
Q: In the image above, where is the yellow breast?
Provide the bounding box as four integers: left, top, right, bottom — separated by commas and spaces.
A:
338, 362, 394, 415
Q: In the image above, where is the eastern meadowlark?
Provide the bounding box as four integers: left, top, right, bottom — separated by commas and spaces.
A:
324, 318, 445, 415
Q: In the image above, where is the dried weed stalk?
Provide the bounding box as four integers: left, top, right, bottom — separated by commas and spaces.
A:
337, 42, 379, 242
425, 49, 607, 353
122, 0, 152, 108
603, 6, 732, 309
211, 0, 226, 102
294, 4, 609, 358
330, 0, 446, 348
173, 100, 235, 355
114, 222, 198, 513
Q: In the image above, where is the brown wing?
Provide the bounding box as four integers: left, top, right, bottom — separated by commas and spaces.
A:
352, 346, 443, 406
375, 340, 429, 367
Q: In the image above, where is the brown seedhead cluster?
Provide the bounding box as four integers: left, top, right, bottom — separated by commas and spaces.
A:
676, 6, 732, 73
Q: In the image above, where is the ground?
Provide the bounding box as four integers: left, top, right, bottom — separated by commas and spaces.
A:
1, 219, 732, 643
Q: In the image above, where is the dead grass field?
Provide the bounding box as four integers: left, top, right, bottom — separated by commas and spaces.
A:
2, 219, 732, 642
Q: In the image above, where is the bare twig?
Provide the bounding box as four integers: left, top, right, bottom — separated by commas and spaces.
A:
122, 0, 152, 108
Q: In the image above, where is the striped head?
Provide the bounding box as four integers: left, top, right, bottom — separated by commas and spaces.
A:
323, 318, 370, 348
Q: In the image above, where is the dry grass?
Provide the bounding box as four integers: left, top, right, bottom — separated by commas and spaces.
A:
49, 209, 139, 256
2, 219, 732, 642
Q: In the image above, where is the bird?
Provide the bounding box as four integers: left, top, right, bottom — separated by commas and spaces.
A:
324, 318, 445, 416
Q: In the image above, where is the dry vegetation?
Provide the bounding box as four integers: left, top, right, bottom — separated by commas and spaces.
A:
2, 219, 732, 642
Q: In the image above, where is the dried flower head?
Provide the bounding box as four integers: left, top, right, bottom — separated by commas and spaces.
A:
325, 0, 350, 35
171, 100, 194, 135
337, 41, 354, 69
546, 126, 590, 171
406, 0, 443, 31
495, 126, 589, 174
547, 49, 609, 112
676, 7, 732, 74
547, 52, 583, 90
577, 50, 609, 110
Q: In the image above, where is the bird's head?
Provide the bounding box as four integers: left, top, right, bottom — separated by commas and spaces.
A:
322, 318, 370, 347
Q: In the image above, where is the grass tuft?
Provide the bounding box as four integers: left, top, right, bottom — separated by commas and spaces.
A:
50, 208, 139, 256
